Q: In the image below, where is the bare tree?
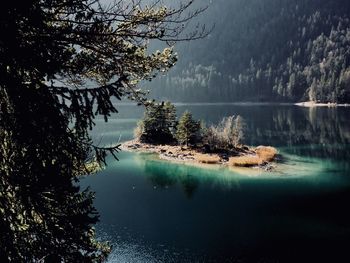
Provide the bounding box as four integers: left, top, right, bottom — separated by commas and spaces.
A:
203, 115, 245, 151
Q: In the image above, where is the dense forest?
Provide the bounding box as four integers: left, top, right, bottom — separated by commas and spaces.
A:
149, 0, 350, 103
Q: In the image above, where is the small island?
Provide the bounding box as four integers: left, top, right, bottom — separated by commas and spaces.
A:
121, 102, 278, 171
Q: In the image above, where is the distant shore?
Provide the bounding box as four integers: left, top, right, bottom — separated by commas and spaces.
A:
115, 101, 350, 107
121, 140, 278, 171
295, 101, 350, 107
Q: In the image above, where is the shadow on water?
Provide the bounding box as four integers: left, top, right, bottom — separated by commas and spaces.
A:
83, 104, 350, 263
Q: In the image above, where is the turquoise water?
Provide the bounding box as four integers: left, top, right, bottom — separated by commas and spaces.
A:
82, 104, 350, 262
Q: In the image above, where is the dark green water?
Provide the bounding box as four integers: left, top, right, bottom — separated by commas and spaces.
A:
82, 104, 350, 263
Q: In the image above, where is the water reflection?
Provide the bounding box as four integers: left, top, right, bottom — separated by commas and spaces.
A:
175, 105, 350, 159
269, 107, 350, 159
91, 104, 350, 160
140, 155, 200, 199
85, 104, 350, 263
132, 150, 344, 200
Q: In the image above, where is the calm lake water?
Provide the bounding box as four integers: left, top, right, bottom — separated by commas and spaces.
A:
82, 104, 350, 263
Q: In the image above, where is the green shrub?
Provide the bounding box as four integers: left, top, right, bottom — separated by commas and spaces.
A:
176, 111, 201, 146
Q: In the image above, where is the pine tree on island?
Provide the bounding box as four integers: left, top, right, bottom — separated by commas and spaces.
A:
135, 101, 177, 144
135, 102, 246, 150
130, 103, 277, 168
176, 111, 201, 146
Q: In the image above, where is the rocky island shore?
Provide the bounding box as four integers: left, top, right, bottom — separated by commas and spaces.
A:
121, 140, 278, 171
127, 102, 279, 171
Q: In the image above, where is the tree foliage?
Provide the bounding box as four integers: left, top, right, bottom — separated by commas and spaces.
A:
150, 0, 350, 103
136, 101, 177, 144
176, 111, 201, 146
0, 0, 206, 262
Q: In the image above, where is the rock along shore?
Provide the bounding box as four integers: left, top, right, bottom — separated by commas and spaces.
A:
121, 140, 278, 171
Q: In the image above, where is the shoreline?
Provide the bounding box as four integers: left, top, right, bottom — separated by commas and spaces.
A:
294, 101, 350, 107
121, 140, 278, 171
113, 101, 350, 107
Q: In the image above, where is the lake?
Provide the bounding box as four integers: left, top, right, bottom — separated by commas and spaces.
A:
81, 103, 350, 263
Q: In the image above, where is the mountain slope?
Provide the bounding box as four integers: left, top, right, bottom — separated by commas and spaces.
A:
149, 0, 350, 103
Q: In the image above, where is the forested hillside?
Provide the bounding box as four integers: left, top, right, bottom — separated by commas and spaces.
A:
149, 0, 350, 103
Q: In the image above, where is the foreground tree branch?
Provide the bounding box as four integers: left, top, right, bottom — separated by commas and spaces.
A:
0, 0, 207, 262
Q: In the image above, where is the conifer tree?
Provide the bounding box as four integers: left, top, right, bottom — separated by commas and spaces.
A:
0, 1, 206, 261
176, 111, 201, 146
137, 101, 177, 144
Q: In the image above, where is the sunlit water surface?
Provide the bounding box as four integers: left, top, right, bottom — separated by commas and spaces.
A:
81, 104, 350, 263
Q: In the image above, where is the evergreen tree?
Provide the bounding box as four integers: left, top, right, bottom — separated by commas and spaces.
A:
164, 101, 178, 134
138, 102, 177, 144
149, 0, 350, 103
176, 111, 201, 146
0, 1, 205, 261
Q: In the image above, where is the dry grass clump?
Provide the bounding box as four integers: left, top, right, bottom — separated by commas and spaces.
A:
228, 155, 263, 167
255, 146, 277, 161
229, 146, 277, 167
195, 153, 221, 164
